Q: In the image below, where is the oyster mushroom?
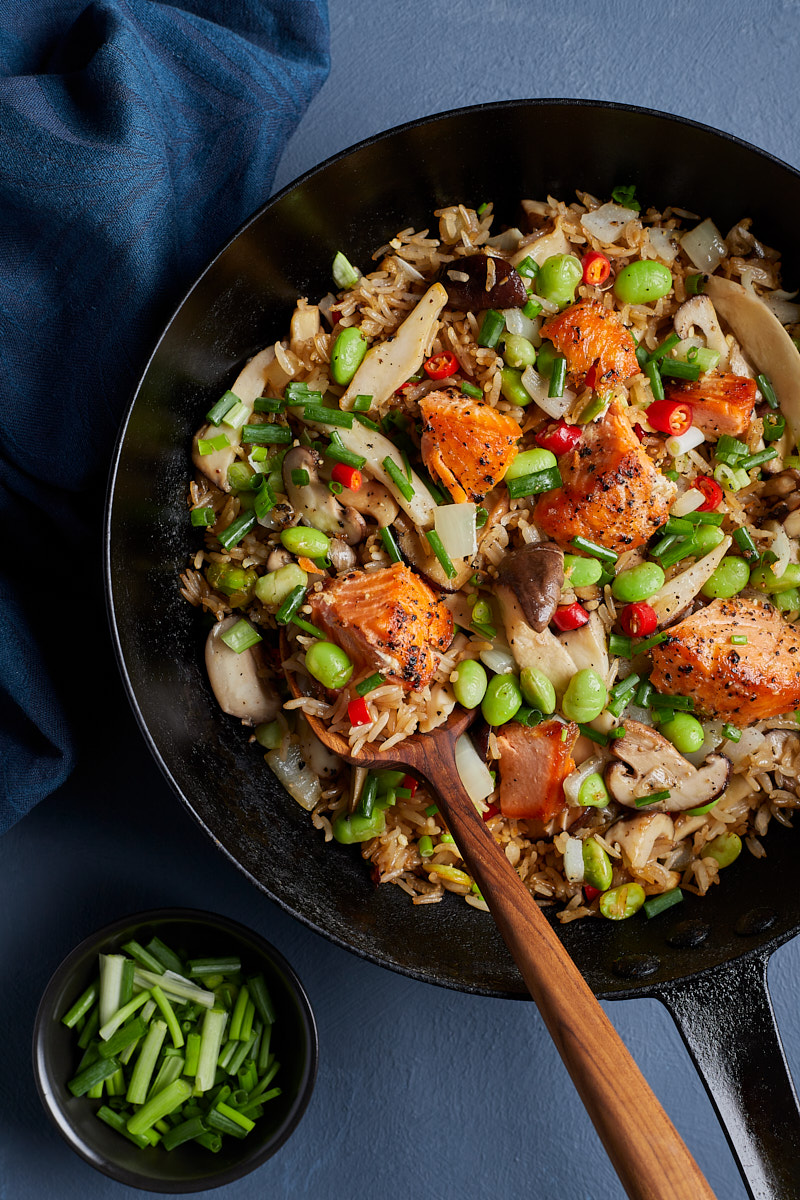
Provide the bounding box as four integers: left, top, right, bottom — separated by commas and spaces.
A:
604, 720, 731, 813
282, 447, 366, 545
672, 295, 730, 369
495, 543, 564, 632
205, 616, 278, 724
607, 812, 675, 872
340, 478, 399, 528
496, 588, 577, 698
328, 537, 357, 572
266, 547, 292, 571
289, 301, 320, 353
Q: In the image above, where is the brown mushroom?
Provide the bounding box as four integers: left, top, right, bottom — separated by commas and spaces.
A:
439, 254, 527, 311
495, 543, 564, 632
604, 720, 731, 813
282, 447, 366, 545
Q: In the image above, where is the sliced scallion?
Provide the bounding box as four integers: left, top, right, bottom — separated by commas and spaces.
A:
356, 673, 385, 696
425, 530, 457, 579
275, 585, 307, 626
352, 394, 373, 412
757, 373, 779, 409
383, 456, 415, 501
461, 381, 483, 398
548, 355, 567, 398
740, 447, 778, 472
722, 723, 742, 742
660, 359, 701, 381
205, 390, 239, 425
506, 465, 562, 499
303, 404, 354, 428
477, 308, 505, 349
379, 525, 402, 563
197, 433, 230, 456
634, 790, 671, 808
241, 424, 292, 445
220, 620, 262, 654
332, 251, 360, 289
569, 536, 617, 563
643, 888, 683, 919
190, 506, 216, 527
253, 397, 282, 413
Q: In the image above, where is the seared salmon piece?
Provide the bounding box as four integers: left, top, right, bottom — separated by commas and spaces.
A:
419, 390, 520, 503
533, 401, 675, 552
496, 718, 579, 821
540, 298, 639, 387
665, 373, 757, 440
650, 597, 800, 725
307, 562, 453, 690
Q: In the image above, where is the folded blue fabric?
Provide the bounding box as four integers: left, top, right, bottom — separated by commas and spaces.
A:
0, 0, 329, 832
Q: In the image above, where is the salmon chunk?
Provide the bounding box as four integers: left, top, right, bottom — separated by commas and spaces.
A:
665, 373, 757, 440
650, 598, 800, 725
496, 718, 579, 821
419, 390, 520, 503
533, 401, 675, 552
540, 298, 639, 387
307, 563, 454, 690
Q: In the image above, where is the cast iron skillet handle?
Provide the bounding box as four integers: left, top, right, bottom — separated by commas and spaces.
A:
658, 950, 800, 1199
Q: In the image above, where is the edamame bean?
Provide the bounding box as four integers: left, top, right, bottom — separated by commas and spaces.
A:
705, 831, 742, 869
255, 563, 308, 606
583, 838, 613, 890
519, 667, 556, 715
775, 587, 800, 612
611, 561, 666, 603
701, 555, 750, 599
749, 561, 800, 593
499, 367, 533, 407
502, 333, 537, 370
330, 326, 367, 385
692, 524, 725, 556
536, 340, 558, 378
599, 882, 646, 920
305, 640, 353, 689
332, 811, 386, 843
562, 668, 607, 724
563, 554, 603, 588
481, 673, 523, 726
577, 772, 610, 807
207, 562, 258, 603
453, 659, 488, 709
506, 448, 558, 480
659, 712, 705, 754
613, 261, 672, 305
537, 254, 583, 307
281, 525, 331, 558
254, 721, 283, 750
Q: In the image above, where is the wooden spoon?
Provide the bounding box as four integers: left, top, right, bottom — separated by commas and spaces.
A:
284, 650, 716, 1200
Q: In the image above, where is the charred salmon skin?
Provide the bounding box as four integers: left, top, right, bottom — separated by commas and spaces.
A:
419, 390, 520, 503
496, 718, 579, 821
540, 298, 639, 388
665, 373, 757, 441
308, 562, 454, 690
650, 597, 800, 724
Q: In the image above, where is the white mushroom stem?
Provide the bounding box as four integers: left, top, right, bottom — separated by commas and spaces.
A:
325, 419, 438, 529
648, 536, 731, 627
205, 617, 279, 724
289, 301, 320, 353
497, 590, 577, 697
557, 612, 611, 685
607, 813, 675, 872
672, 295, 730, 370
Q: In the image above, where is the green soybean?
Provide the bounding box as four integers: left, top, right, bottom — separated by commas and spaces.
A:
453, 659, 488, 709
330, 327, 367, 385
577, 773, 610, 808
692, 525, 726, 556
705, 831, 742, 869
599, 882, 646, 920
481, 674, 523, 727
254, 563, 308, 606
613, 261, 672, 305
774, 587, 800, 612
750, 561, 800, 593
332, 811, 386, 843
538, 254, 583, 307
499, 367, 534, 407
701, 556, 750, 599
502, 334, 537, 370
611, 562, 665, 603
305, 641, 353, 690
254, 721, 283, 750
519, 667, 556, 715
506, 448, 558, 480
563, 554, 603, 588
659, 712, 705, 754
583, 838, 613, 890
280, 525, 331, 558
562, 669, 607, 724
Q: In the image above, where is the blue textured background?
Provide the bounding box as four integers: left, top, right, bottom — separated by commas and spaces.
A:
3, 2, 800, 1198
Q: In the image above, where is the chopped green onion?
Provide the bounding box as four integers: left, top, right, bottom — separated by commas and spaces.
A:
220, 619, 262, 653
660, 359, 701, 381
643, 888, 684, 919
685, 274, 707, 295
578, 724, 608, 746
516, 255, 539, 278
715, 433, 750, 462
609, 634, 633, 658
634, 631, 669, 654
477, 201, 491, 216
354, 412, 381, 431
206, 390, 239, 425
460, 381, 483, 399
611, 184, 640, 210
356, 774, 378, 819
475, 507, 488, 529
548, 355, 567, 398
303, 404, 354, 429
425, 530, 457, 579
325, 434, 366, 468
222, 400, 250, 429
275, 585, 307, 626
191, 505, 216, 527
757, 373, 779, 409
292, 618, 325, 639
67, 1055, 121, 1098
242, 423, 292, 445
477, 309, 505, 349
681, 510, 725, 525
645, 360, 664, 402
379, 525, 402, 563
665, 516, 694, 536
254, 481, 276, 520
197, 433, 231, 455
383, 456, 415, 501
763, 413, 786, 442
609, 673, 640, 700
634, 790, 671, 808
188, 957, 241, 978
722, 723, 742, 742
425, 803, 439, 816
332, 251, 360, 289
658, 538, 697, 570
650, 692, 693, 710
522, 298, 542, 319
740, 447, 778, 472
732, 526, 758, 562
290, 468, 310, 487
356, 673, 385, 696
570, 536, 618, 563
663, 469, 680, 482
685, 346, 719, 373
62, 982, 100, 1029
352, 394, 373, 411
506, 466, 562, 499
284, 380, 321, 404
418, 835, 434, 858
714, 462, 751, 492
730, 634, 748, 645
217, 512, 256, 552
253, 397, 282, 413
635, 678, 653, 707
329, 480, 343, 494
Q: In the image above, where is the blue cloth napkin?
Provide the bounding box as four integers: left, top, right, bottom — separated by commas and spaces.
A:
0, 0, 329, 832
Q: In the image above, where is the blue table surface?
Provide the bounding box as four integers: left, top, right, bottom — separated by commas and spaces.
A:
4, 3, 800, 1197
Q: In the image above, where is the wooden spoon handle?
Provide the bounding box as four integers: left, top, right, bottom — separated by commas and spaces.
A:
411, 748, 717, 1200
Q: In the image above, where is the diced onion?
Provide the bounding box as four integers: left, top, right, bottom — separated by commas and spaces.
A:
503, 307, 540, 341
479, 645, 517, 675
680, 218, 727, 274
647, 227, 679, 263
723, 727, 766, 766
435, 502, 477, 559
671, 487, 706, 516
562, 836, 586, 883
666, 427, 706, 456
764, 290, 800, 324
486, 227, 523, 252
580, 203, 640, 245
455, 734, 495, 805
521, 365, 575, 418
563, 754, 605, 806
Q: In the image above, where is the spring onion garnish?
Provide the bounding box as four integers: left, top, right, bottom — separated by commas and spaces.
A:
425, 530, 457, 579
460, 381, 483, 398
475, 507, 488, 529
284, 381, 323, 405
658, 538, 697, 570
275, 585, 307, 626
643, 888, 684, 919
635, 678, 653, 707
645, 360, 665, 402
254, 481, 276, 520
685, 345, 719, 373
611, 183, 640, 210
329, 480, 343, 494
354, 411, 381, 431
645, 333, 680, 364
221, 400, 250, 429
332, 250, 360, 289
383, 456, 415, 501
740, 447, 778, 472
757, 373, 779, 409
352, 394, 373, 412
220, 619, 262, 653
292, 618, 324, 639
634, 790, 671, 808
227, 462, 258, 491
242, 424, 292, 445
379, 525, 402, 563
418, 835, 434, 857
660, 359, 701, 381
548, 354, 567, 398
569, 536, 618, 563
356, 773, 378, 819
650, 692, 694, 711
325, 440, 367, 469
609, 634, 633, 659
205, 390, 239, 425
217, 511, 256, 550
732, 527, 759, 562
190, 506, 215, 527
578, 724, 609, 745
685, 273, 707, 295
730, 635, 748, 645
197, 433, 231, 455
522, 298, 542, 320
290, 468, 310, 487
516, 255, 539, 279
665, 516, 694, 536
356, 673, 385, 696
634, 631, 669, 654
506, 466, 562, 499
477, 308, 505, 349
253, 397, 282, 413
681, 510, 725, 525
715, 433, 749, 463
722, 723, 742, 742
303, 404, 354, 428
763, 413, 786, 442
609, 674, 641, 700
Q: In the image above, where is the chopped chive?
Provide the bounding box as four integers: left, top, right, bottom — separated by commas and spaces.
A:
222, 400, 250, 429
548, 355, 567, 398
67, 1055, 121, 1098
730, 634, 748, 645
522, 298, 542, 319
634, 789, 671, 808
471, 621, 497, 639
425, 530, 457, 579
220, 619, 262, 653
325, 441, 366, 469
242, 424, 292, 445
645, 360, 664, 402
217, 511, 257, 549
477, 308, 505, 349
663, 469, 679, 482
516, 255, 539, 278
606, 693, 629, 719
681, 510, 725, 525
609, 633, 633, 658
685, 273, 707, 295
611, 184, 640, 210
197, 433, 231, 455
379, 525, 402, 563
646, 333, 680, 364
650, 692, 693, 710
425, 803, 439, 816
757, 373, 779, 409
418, 835, 434, 857
634, 631, 669, 654
329, 480, 344, 494
275, 585, 306, 626
357, 773, 378, 819
715, 433, 750, 461
763, 413, 786, 442
253, 397, 282, 413
658, 538, 698, 570
290, 468, 310, 487
248, 974, 277, 1027
609, 673, 641, 700
190, 506, 216, 527
284, 381, 321, 403
665, 517, 694, 536
206, 390, 239, 425
635, 678, 653, 707
254, 481, 276, 520
608, 725, 627, 740
660, 359, 701, 381
62, 981, 100, 1029
643, 888, 684, 919
356, 673, 385, 696
291, 618, 325, 639
477, 201, 491, 216
383, 456, 415, 501
188, 957, 242, 978
354, 412, 381, 431
722, 723, 742, 742
475, 507, 488, 528
506, 465, 562, 499
460, 381, 483, 398
740, 447, 778, 472
570, 536, 618, 563
352, 394, 373, 412
577, 724, 608, 745
302, 404, 354, 428
517, 706, 545, 728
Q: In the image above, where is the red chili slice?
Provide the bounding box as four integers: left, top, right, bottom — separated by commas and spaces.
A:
401, 774, 418, 797
584, 885, 601, 902
482, 803, 499, 822
552, 602, 590, 632
584, 364, 598, 390
348, 697, 373, 728
694, 475, 724, 512
646, 399, 692, 436
535, 418, 582, 456
331, 462, 363, 491
619, 602, 658, 638
581, 251, 611, 287
423, 351, 459, 380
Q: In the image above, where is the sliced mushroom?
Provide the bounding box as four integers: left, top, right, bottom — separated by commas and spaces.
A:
205, 616, 279, 724
266, 547, 293, 571
673, 295, 730, 369
282, 447, 366, 545
328, 537, 357, 572
340, 478, 399, 528
393, 512, 473, 591
496, 589, 577, 697
495, 543, 564, 632
192, 346, 278, 490
289, 301, 320, 354
511, 223, 572, 269
438, 253, 526, 311
321, 420, 437, 530
648, 535, 731, 626
605, 720, 731, 813
607, 812, 675, 872
557, 612, 610, 684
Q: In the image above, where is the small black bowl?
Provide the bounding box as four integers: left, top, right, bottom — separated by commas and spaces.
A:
32, 908, 318, 1192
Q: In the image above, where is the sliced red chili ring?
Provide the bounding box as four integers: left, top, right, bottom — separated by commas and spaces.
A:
348, 697, 373, 727
581, 251, 611, 287
551, 602, 590, 632
646, 399, 692, 436
331, 462, 363, 491
619, 602, 658, 638
694, 475, 724, 511
535, 418, 582, 456
423, 351, 459, 380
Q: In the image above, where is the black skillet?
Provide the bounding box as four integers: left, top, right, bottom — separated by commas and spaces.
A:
105, 100, 800, 1198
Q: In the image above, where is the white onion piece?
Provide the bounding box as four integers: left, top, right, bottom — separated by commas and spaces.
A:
435, 502, 477, 559
479, 645, 517, 675
393, 256, 426, 282
765, 520, 792, 579
521, 365, 575, 418
666, 427, 706, 456
580, 203, 639, 245
503, 307, 540, 341
647, 227, 679, 263
455, 734, 495, 805
649, 536, 732, 625
562, 836, 586, 883
563, 754, 605, 806
486, 227, 523, 252
318, 292, 337, 327
722, 727, 766, 765
765, 291, 800, 325
266, 741, 322, 811
671, 487, 705, 516
680, 218, 727, 274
